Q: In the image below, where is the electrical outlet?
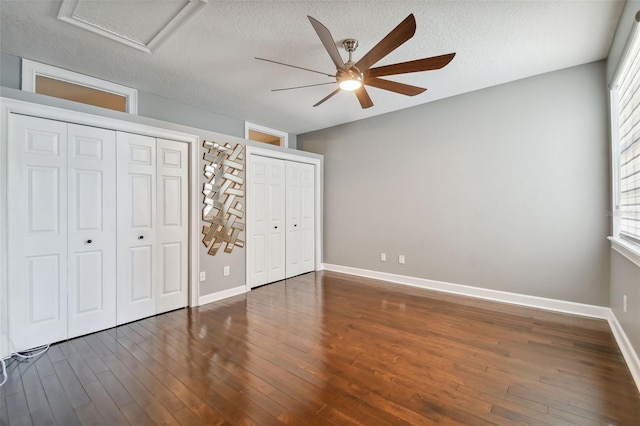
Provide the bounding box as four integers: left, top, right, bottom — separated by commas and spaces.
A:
381, 253, 386, 261
624, 295, 628, 313
199, 271, 206, 282
399, 255, 405, 264
223, 266, 230, 276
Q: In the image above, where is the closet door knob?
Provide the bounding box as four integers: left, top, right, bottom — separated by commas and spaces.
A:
86, 239, 92, 244
294, 224, 297, 227
274, 226, 278, 229
138, 235, 144, 240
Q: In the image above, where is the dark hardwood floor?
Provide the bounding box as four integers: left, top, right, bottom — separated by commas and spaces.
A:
1, 271, 639, 425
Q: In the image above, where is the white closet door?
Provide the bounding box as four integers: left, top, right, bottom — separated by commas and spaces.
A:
67, 124, 117, 338
299, 162, 315, 274
116, 132, 157, 325
286, 161, 315, 278
156, 139, 188, 314
285, 162, 302, 278
250, 156, 286, 287
8, 114, 69, 351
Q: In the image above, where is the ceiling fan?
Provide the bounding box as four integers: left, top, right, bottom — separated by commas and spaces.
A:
256, 14, 456, 109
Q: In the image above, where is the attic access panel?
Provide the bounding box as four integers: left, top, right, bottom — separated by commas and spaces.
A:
58, 0, 207, 53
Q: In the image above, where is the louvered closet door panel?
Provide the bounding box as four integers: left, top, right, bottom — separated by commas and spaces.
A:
249, 156, 285, 287
156, 139, 188, 314
116, 132, 157, 325
67, 124, 117, 338
8, 114, 69, 351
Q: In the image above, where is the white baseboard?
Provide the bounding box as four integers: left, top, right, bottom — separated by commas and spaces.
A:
321, 263, 609, 318
321, 263, 640, 392
198, 285, 246, 306
607, 310, 640, 392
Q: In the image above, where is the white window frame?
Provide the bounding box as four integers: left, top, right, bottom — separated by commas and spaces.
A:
609, 13, 640, 267
244, 121, 288, 148
21, 59, 138, 114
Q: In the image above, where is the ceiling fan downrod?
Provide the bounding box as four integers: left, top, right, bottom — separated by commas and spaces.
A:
343, 38, 359, 64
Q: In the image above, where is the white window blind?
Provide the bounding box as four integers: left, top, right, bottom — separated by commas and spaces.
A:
614, 18, 640, 245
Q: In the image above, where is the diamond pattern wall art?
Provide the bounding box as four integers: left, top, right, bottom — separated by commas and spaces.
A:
201, 141, 245, 255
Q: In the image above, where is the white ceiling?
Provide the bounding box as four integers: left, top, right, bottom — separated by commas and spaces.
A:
0, 0, 626, 135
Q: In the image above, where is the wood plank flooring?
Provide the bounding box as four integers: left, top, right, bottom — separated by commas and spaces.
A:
1, 270, 639, 425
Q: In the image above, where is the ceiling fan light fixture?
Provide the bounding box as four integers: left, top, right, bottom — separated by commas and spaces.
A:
339, 78, 362, 91
337, 67, 363, 91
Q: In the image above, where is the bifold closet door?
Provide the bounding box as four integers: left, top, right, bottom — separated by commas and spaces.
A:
249, 156, 286, 288
285, 161, 315, 278
67, 124, 117, 338
156, 138, 188, 314
8, 115, 117, 351
116, 132, 157, 325
117, 133, 189, 324
8, 115, 69, 351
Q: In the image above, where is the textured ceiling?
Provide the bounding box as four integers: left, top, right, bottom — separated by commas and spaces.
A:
72, 1, 186, 45
0, 0, 625, 135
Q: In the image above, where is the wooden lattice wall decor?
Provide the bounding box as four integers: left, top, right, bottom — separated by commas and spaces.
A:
201, 141, 245, 255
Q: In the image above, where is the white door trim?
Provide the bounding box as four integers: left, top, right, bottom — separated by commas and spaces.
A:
0, 98, 200, 358
245, 145, 323, 292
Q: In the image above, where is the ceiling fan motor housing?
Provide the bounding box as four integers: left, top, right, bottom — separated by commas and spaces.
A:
337, 66, 362, 80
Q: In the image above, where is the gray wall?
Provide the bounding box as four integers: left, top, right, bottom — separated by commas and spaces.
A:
299, 61, 610, 306
0, 52, 20, 89
607, 1, 640, 356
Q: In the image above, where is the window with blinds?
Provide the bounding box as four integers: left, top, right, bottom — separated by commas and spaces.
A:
612, 16, 640, 246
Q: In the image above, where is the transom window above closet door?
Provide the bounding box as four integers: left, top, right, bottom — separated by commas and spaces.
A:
21, 59, 138, 114
245, 121, 288, 147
